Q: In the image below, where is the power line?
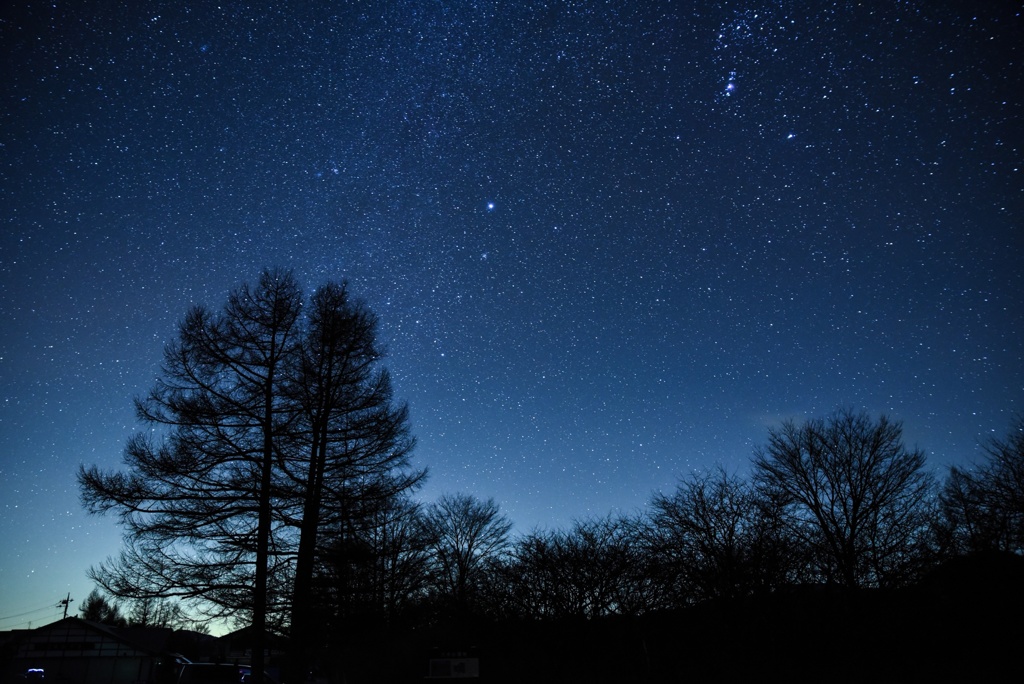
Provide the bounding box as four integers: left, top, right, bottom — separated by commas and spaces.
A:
0, 609, 64, 630
0, 604, 58, 622
1, 594, 75, 628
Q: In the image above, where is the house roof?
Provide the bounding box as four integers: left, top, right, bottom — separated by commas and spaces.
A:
2, 617, 170, 656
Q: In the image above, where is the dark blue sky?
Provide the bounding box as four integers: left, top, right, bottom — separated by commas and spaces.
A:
2, 0, 1021, 630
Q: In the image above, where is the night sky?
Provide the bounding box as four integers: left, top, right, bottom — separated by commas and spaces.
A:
2, 1, 1021, 630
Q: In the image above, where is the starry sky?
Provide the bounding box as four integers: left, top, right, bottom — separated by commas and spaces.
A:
1, 0, 1021, 630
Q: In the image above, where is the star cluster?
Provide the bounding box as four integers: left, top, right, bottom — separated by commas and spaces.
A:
1, 1, 1021, 627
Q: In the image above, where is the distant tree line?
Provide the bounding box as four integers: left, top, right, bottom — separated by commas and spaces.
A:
78, 270, 1024, 683
79, 589, 210, 634
417, 410, 1020, 625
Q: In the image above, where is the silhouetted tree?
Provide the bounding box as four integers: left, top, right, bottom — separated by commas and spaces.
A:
302, 492, 434, 684
938, 416, 1024, 555
125, 596, 208, 631
79, 270, 422, 684
80, 270, 301, 679
649, 467, 791, 604
753, 409, 935, 588
423, 493, 512, 613
80, 589, 127, 627
356, 494, 433, 622
506, 515, 657, 619
278, 282, 422, 684
313, 493, 431, 617
492, 530, 558, 619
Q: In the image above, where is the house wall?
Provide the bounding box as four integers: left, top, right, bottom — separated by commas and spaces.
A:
6, 622, 160, 684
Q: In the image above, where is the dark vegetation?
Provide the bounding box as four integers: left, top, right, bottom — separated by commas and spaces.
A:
78, 270, 1024, 683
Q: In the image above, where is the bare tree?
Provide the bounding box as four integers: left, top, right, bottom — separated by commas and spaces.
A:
506, 515, 657, 619
314, 493, 432, 626
279, 282, 422, 684
649, 467, 791, 604
752, 409, 935, 588
358, 494, 434, 622
423, 493, 512, 612
80, 270, 302, 679
125, 596, 207, 631
939, 416, 1024, 555
79, 271, 422, 684
496, 530, 559, 619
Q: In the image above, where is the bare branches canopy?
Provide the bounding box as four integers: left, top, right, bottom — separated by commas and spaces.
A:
78, 270, 424, 681
752, 409, 935, 588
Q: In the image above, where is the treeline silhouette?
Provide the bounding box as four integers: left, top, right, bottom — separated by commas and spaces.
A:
86, 409, 1024, 684
292, 413, 1022, 683
78, 271, 1023, 683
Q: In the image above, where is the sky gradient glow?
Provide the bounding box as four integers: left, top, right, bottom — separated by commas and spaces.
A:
1, 0, 1021, 630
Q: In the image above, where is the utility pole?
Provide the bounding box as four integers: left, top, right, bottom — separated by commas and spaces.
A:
58, 593, 73, 619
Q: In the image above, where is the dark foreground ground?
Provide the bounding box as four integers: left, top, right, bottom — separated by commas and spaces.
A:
338, 553, 1023, 683
10, 555, 1015, 684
